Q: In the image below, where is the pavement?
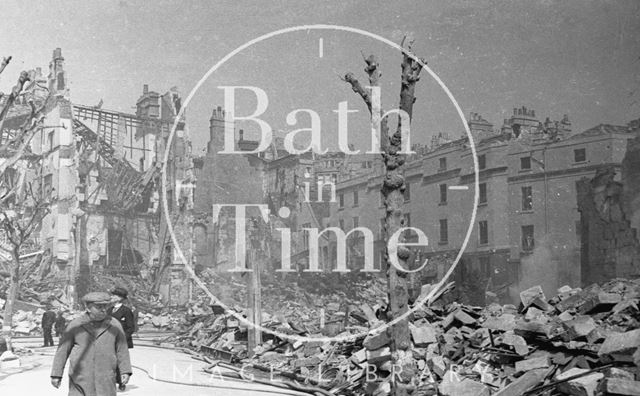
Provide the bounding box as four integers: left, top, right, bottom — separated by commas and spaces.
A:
0, 341, 308, 396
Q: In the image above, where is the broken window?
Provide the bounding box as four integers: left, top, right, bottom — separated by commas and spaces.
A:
439, 219, 448, 244
479, 220, 488, 245
478, 154, 486, 170
404, 182, 411, 202
439, 157, 447, 171
302, 223, 311, 249
43, 174, 53, 198
522, 186, 533, 211
479, 183, 487, 204
520, 156, 531, 170
522, 225, 534, 251
439, 183, 447, 204
48, 130, 54, 151
574, 148, 586, 163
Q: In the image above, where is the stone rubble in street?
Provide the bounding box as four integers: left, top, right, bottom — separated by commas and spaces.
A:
142, 278, 640, 395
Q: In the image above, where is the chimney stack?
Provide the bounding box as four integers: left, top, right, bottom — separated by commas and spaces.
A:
143, 84, 149, 94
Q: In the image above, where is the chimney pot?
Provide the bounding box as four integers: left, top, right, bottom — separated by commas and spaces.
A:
239, 129, 244, 140
143, 84, 149, 94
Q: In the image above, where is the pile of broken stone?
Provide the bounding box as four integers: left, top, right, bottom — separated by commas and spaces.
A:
170, 278, 640, 396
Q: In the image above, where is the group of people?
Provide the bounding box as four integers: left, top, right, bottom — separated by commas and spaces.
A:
47, 287, 137, 396
41, 307, 67, 347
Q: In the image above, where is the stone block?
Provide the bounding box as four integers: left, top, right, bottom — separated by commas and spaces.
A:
454, 310, 477, 325
366, 347, 391, 364
292, 356, 321, 368
598, 378, 640, 395
410, 324, 437, 347
603, 367, 636, 381
598, 329, 640, 362
563, 316, 596, 340
515, 355, 550, 372
579, 292, 622, 314
556, 368, 603, 396
439, 371, 490, 396
482, 314, 517, 331
501, 332, 529, 356
494, 368, 549, 396
520, 286, 546, 309
429, 355, 446, 378
363, 330, 391, 350
350, 348, 367, 364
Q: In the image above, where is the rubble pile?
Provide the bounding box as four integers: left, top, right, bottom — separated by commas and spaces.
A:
173, 279, 640, 395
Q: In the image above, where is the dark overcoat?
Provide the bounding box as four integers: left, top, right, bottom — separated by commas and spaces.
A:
51, 313, 132, 396
107, 304, 135, 348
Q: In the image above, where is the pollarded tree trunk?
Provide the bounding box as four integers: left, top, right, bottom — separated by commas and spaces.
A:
344, 40, 424, 395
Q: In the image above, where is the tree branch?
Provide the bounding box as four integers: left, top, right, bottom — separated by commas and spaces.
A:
0, 71, 31, 132
0, 56, 11, 77
343, 72, 372, 112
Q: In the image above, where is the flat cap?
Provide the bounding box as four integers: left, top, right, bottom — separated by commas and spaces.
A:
82, 292, 111, 304
110, 287, 128, 299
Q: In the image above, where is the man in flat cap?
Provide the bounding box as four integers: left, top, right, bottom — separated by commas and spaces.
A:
107, 287, 135, 391
50, 292, 132, 396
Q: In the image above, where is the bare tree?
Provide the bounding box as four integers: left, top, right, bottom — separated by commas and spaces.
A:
343, 39, 424, 395
0, 56, 50, 350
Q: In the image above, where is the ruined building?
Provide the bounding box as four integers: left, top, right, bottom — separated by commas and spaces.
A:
578, 129, 640, 285
1, 49, 194, 306
328, 107, 638, 304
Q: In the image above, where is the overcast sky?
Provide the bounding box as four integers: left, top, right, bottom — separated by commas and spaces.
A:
1, 0, 639, 152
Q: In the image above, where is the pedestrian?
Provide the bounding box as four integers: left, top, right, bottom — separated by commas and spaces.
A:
50, 291, 132, 396
129, 303, 140, 337
54, 310, 66, 338
41, 305, 56, 347
108, 287, 135, 391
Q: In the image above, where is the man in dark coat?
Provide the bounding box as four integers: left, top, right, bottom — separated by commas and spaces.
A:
41, 305, 56, 347
54, 310, 66, 338
108, 287, 135, 391
50, 292, 132, 396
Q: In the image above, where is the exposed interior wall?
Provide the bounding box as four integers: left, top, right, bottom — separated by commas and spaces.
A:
577, 165, 640, 286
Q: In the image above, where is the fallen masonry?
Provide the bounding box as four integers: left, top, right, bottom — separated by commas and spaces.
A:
2, 278, 639, 395
157, 278, 640, 395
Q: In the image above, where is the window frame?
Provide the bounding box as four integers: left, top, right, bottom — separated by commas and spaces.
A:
479, 182, 487, 204
521, 225, 534, 251
439, 157, 447, 172
479, 220, 488, 245
521, 186, 533, 211
439, 219, 448, 244
478, 154, 486, 170
439, 183, 447, 204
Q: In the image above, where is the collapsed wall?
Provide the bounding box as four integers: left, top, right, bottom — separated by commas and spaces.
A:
577, 133, 640, 285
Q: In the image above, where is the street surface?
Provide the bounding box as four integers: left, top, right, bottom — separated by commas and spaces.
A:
1, 338, 307, 396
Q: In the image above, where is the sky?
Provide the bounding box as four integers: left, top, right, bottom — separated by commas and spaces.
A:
1, 0, 639, 153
